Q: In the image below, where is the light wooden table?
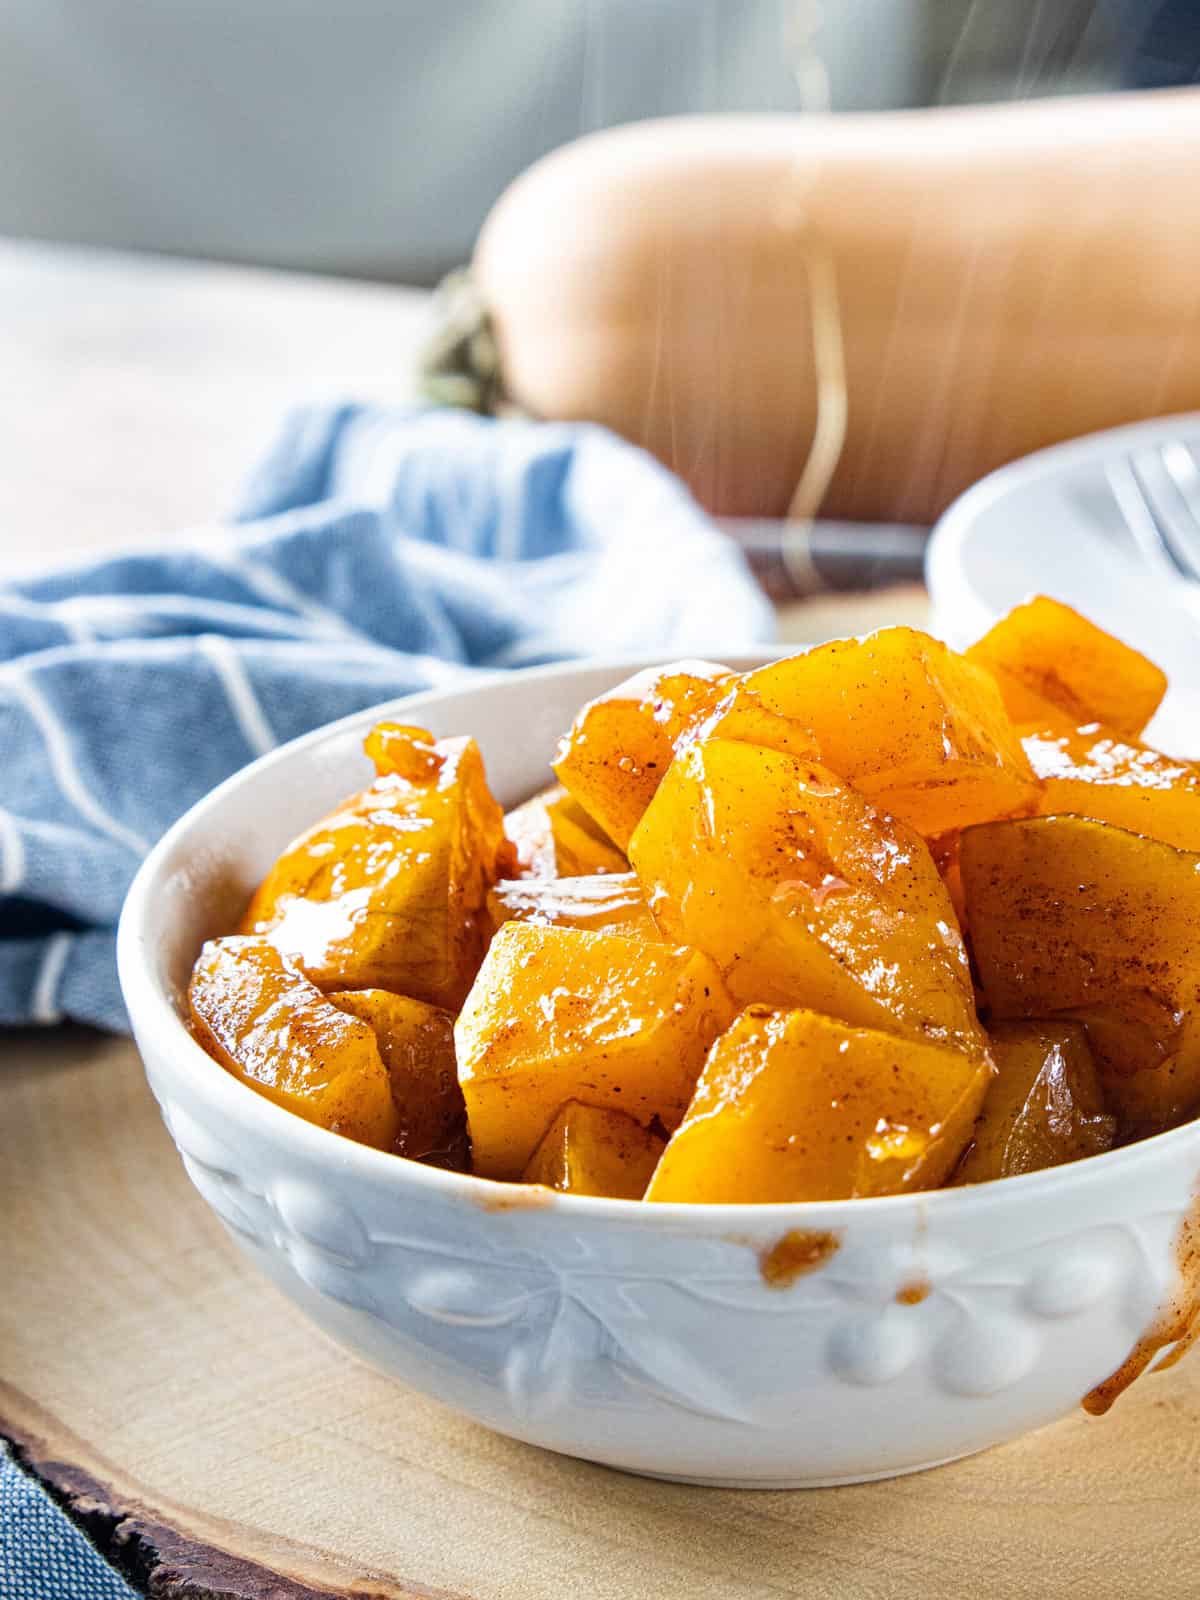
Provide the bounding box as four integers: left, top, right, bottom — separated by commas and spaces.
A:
3, 240, 1194, 1600
0, 238, 427, 574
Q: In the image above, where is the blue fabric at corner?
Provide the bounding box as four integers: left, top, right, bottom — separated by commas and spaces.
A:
0, 405, 772, 1033
0, 1444, 137, 1600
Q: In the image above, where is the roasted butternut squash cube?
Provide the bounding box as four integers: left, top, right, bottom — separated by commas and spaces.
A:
553, 659, 734, 848
522, 1102, 665, 1198
739, 629, 1037, 836
966, 595, 1167, 739
954, 1021, 1115, 1185
241, 726, 508, 1009
503, 785, 559, 877
927, 830, 968, 936
329, 989, 464, 1159
961, 816, 1200, 1132
189, 936, 400, 1150
503, 784, 627, 878
1051, 996, 1191, 1138
548, 788, 628, 875
628, 738, 985, 1056
645, 1008, 989, 1203
488, 872, 662, 940
363, 721, 447, 782
456, 923, 733, 1178
683, 682, 825, 763
1021, 723, 1200, 850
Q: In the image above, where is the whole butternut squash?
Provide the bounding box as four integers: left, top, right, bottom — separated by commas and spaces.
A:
474, 89, 1200, 526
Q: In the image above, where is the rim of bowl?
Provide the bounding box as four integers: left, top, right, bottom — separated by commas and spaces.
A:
118, 651, 1200, 1231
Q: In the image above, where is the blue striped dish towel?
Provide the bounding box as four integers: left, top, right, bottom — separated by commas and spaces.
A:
0, 404, 773, 1034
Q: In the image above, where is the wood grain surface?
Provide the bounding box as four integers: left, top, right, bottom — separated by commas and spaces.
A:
0, 238, 426, 576
4, 1027, 1200, 1600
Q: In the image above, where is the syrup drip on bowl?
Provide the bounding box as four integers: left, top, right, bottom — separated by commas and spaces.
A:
1083, 1186, 1200, 1415
475, 1183, 555, 1212
895, 1276, 931, 1306
758, 1228, 841, 1288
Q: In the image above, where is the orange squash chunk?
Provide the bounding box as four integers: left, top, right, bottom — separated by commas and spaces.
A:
503, 784, 628, 878
967, 595, 1166, 739
954, 1021, 1115, 1184
738, 629, 1037, 836
455, 923, 733, 1179
961, 816, 1200, 1133
927, 830, 968, 936
503, 786, 560, 877
646, 1008, 989, 1203
488, 872, 662, 940
189, 936, 400, 1150
522, 1102, 665, 1198
546, 788, 627, 875
241, 724, 508, 1009
628, 738, 985, 1057
552, 659, 735, 849
682, 681, 826, 763
363, 721, 448, 781
329, 989, 464, 1160
1021, 722, 1200, 850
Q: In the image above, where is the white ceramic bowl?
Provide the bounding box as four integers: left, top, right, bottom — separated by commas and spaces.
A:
118, 656, 1200, 1488
926, 413, 1200, 757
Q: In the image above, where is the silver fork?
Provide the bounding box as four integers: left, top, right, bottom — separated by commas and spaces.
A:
1107, 441, 1200, 581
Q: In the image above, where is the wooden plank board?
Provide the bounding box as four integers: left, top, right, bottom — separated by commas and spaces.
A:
4, 1027, 1200, 1599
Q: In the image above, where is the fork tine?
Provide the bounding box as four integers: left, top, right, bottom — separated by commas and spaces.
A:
1127, 447, 1200, 581
1105, 454, 1188, 578
1160, 441, 1200, 526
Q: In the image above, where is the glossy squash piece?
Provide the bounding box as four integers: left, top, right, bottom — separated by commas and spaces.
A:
241, 725, 508, 1009
552, 659, 735, 849
953, 1021, 1115, 1184
683, 681, 825, 763
522, 1101, 665, 1198
502, 784, 630, 876
502, 785, 560, 877
739, 628, 1038, 836
455, 923, 733, 1179
328, 989, 464, 1160
1021, 722, 1200, 850
646, 1007, 990, 1203
189, 936, 400, 1150
488, 872, 662, 940
363, 721, 447, 780
628, 738, 986, 1056
966, 595, 1167, 739
503, 784, 627, 878
961, 816, 1200, 1133
547, 788, 628, 875
927, 830, 968, 936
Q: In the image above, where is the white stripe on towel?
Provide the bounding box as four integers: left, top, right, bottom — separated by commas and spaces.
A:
196, 634, 276, 757
197, 532, 373, 645
32, 931, 72, 1023
0, 665, 150, 856
0, 592, 94, 645
0, 805, 25, 893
